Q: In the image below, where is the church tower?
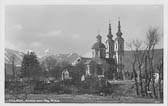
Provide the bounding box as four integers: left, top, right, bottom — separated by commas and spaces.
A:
114, 18, 124, 80
105, 22, 115, 59
92, 34, 106, 58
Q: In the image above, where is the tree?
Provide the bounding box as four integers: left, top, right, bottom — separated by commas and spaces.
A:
60, 61, 71, 69
42, 56, 57, 77
69, 63, 86, 84
145, 27, 160, 98
133, 40, 147, 97
144, 55, 151, 97
126, 27, 162, 99
21, 51, 41, 80
127, 41, 139, 96
51, 61, 71, 79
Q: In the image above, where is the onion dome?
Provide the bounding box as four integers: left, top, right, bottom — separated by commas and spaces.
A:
92, 33, 106, 49
91, 42, 106, 49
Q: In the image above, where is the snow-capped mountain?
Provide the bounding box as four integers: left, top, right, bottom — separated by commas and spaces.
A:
5, 48, 80, 76
39, 53, 80, 64
5, 48, 25, 65
5, 48, 80, 66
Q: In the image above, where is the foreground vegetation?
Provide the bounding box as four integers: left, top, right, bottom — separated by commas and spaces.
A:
5, 80, 163, 103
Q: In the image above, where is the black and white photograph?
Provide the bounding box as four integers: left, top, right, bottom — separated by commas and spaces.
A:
1, 0, 167, 104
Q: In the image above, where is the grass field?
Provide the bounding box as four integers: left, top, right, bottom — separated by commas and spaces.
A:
5, 80, 163, 103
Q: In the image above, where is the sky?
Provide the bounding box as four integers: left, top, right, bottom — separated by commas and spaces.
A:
5, 5, 163, 57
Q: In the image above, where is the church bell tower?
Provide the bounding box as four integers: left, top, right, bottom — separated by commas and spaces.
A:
114, 17, 124, 80
105, 22, 115, 59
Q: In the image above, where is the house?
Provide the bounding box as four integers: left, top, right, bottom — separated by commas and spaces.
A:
61, 69, 71, 80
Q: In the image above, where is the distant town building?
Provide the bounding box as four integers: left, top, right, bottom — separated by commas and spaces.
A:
73, 18, 124, 80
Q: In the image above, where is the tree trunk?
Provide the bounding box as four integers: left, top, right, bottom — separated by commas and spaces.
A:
147, 71, 152, 97
151, 46, 158, 99
158, 61, 163, 99
12, 60, 15, 81
139, 65, 144, 96
152, 73, 157, 98
144, 56, 148, 96
133, 64, 139, 96
136, 48, 146, 97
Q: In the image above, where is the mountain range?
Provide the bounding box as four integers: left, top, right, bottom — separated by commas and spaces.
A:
5, 48, 163, 76
5, 48, 80, 66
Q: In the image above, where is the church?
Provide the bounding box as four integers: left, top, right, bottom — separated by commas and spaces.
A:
73, 18, 124, 80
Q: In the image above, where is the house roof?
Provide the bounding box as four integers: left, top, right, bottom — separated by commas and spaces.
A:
92, 58, 107, 65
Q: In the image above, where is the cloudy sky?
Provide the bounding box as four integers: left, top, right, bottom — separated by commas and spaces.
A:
5, 5, 163, 57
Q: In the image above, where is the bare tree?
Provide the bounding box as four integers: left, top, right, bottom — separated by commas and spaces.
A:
145, 27, 160, 98
126, 27, 161, 99
127, 41, 139, 96
132, 39, 146, 97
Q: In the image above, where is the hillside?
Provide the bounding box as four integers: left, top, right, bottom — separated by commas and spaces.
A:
124, 49, 163, 72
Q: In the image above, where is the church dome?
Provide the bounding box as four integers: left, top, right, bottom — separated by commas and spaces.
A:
91, 42, 106, 49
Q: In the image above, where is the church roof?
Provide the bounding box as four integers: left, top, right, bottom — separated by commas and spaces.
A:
91, 42, 106, 49
72, 57, 91, 65
85, 60, 92, 65
92, 58, 107, 65
73, 56, 116, 66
